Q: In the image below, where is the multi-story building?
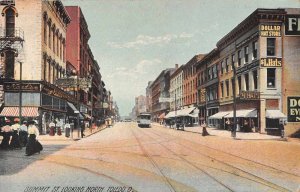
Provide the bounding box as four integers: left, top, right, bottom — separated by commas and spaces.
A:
183, 54, 205, 107
170, 64, 183, 111
196, 49, 220, 126
0, 0, 71, 133
65, 6, 93, 121
211, 8, 300, 135
135, 95, 146, 116
145, 81, 152, 113
150, 68, 175, 122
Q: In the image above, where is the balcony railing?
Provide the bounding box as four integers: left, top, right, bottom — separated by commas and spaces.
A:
0, 27, 24, 40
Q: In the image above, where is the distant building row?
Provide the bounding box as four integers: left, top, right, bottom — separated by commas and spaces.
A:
145, 8, 300, 136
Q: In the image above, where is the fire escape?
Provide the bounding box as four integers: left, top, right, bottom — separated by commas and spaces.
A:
0, 0, 24, 104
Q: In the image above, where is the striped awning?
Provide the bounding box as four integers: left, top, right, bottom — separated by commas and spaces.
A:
0, 107, 39, 117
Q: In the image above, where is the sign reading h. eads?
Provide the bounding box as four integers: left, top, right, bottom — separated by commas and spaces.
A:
285, 15, 300, 35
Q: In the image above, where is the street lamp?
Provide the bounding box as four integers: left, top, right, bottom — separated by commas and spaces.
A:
231, 61, 237, 138
18, 61, 22, 123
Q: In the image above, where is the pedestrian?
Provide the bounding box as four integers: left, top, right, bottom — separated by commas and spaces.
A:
225, 118, 231, 130
10, 118, 22, 149
201, 121, 209, 136
19, 121, 28, 147
80, 121, 85, 138
25, 120, 43, 156
279, 122, 285, 138
0, 119, 12, 150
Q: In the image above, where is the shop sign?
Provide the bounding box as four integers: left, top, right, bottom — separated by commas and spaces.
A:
287, 97, 300, 122
239, 91, 260, 100
42, 85, 77, 103
285, 15, 300, 36
260, 58, 282, 67
260, 24, 281, 37
4, 82, 40, 92
200, 88, 206, 103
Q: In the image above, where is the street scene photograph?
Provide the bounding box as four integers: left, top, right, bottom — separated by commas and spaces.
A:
0, 0, 300, 191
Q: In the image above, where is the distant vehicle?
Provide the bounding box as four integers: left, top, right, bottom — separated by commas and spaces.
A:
137, 113, 151, 128
124, 119, 132, 122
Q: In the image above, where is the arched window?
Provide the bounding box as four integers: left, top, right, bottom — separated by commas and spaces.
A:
5, 7, 15, 37
43, 13, 47, 44
48, 19, 51, 48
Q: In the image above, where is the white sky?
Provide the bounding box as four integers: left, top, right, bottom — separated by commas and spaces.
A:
62, 0, 300, 116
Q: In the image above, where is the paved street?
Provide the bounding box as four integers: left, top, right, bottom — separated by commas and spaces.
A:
0, 122, 300, 192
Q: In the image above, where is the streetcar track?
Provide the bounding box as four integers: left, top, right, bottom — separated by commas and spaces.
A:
44, 157, 137, 191
131, 129, 177, 192
153, 125, 300, 177
135, 129, 236, 191
144, 127, 294, 192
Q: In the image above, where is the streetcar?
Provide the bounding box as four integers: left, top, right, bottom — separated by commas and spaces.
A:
137, 113, 152, 128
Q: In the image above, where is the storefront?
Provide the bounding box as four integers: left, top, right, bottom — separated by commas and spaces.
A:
0, 81, 78, 134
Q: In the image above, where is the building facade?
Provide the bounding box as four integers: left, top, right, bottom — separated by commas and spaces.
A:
213, 8, 300, 135
170, 64, 183, 111
196, 49, 220, 126
150, 68, 175, 122
0, 0, 72, 133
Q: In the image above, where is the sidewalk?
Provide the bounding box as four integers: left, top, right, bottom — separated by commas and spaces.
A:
38, 124, 107, 141
156, 123, 294, 141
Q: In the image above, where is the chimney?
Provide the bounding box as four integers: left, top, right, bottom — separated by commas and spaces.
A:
175, 64, 179, 69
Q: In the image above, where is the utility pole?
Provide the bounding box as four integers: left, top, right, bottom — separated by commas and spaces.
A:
18, 61, 22, 122
232, 61, 237, 138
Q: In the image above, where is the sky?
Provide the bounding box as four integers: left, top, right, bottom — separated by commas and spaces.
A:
61, 0, 300, 116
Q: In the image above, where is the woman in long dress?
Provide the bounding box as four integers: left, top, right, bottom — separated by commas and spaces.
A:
25, 121, 43, 156
10, 118, 22, 149
0, 121, 12, 150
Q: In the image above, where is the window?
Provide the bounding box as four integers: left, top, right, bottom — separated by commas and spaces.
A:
5, 50, 15, 79
252, 41, 257, 60
238, 50, 242, 67
225, 58, 229, 72
244, 73, 249, 91
253, 70, 258, 90
244, 46, 249, 63
43, 15, 47, 44
213, 65, 217, 78
43, 56, 46, 80
267, 38, 276, 56
5, 8, 15, 37
220, 82, 224, 98
48, 22, 51, 48
231, 54, 235, 69
221, 61, 224, 74
238, 76, 242, 93
267, 68, 276, 88
226, 80, 229, 97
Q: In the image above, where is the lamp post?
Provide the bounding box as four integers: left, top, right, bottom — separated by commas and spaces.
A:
18, 61, 22, 123
231, 61, 237, 138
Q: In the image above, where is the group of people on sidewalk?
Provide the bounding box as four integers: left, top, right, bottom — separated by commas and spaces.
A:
0, 118, 43, 156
